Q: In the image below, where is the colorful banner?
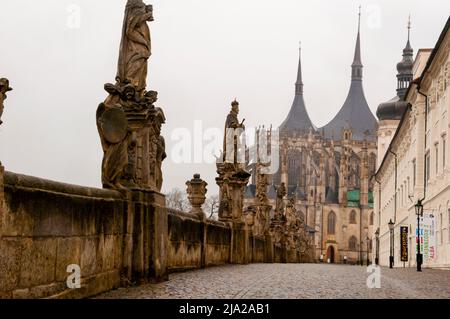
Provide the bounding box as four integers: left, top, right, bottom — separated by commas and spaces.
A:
400, 226, 408, 262
416, 213, 436, 260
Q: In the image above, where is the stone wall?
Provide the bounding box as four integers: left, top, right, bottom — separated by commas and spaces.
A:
0, 171, 168, 299
167, 210, 231, 272
0, 170, 313, 299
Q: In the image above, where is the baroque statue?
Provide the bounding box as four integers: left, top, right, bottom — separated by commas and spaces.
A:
96, 1, 166, 192
222, 99, 246, 166
275, 182, 286, 215
216, 99, 251, 222
117, 0, 154, 96
0, 78, 13, 126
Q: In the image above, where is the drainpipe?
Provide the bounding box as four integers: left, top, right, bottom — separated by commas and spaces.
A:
416, 86, 428, 202
388, 150, 398, 224
415, 86, 428, 271
374, 176, 381, 265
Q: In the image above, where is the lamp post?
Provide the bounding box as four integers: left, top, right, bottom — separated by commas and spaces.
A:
388, 219, 394, 268
366, 236, 370, 266
415, 199, 423, 272
375, 228, 380, 265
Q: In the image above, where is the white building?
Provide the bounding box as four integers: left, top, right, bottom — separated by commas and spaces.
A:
374, 16, 450, 269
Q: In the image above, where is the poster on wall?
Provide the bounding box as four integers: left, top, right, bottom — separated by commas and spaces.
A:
416, 213, 436, 261
400, 226, 408, 262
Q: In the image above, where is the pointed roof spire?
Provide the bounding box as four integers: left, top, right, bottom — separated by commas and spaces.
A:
295, 41, 304, 95
321, 7, 377, 141
404, 14, 413, 52
352, 6, 363, 79
280, 45, 315, 133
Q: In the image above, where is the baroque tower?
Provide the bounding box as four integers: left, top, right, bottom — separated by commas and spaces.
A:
376, 16, 414, 166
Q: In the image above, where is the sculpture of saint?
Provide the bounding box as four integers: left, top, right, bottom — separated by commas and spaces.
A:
116, 0, 154, 95
0, 78, 13, 126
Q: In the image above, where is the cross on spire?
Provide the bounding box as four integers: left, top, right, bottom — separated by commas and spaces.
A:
351, 6, 363, 80
358, 5, 362, 33
407, 14, 411, 41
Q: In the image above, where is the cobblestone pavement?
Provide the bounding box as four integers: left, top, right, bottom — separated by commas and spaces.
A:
96, 264, 450, 299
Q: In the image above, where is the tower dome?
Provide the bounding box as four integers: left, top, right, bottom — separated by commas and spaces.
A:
377, 17, 413, 121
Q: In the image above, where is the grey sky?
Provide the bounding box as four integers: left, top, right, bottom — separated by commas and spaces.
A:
0, 0, 449, 196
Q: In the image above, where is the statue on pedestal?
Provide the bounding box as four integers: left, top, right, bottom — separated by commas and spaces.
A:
0, 78, 13, 126
216, 99, 251, 222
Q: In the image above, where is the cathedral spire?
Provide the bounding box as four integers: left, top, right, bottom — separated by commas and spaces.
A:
295, 42, 304, 95
351, 6, 363, 81
279, 45, 315, 133
321, 7, 377, 142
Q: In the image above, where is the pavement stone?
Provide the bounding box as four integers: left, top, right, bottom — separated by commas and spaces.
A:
95, 264, 450, 299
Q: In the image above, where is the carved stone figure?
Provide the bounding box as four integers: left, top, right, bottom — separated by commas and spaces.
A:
275, 182, 287, 214
216, 99, 251, 222
255, 162, 269, 204
153, 107, 166, 191
0, 78, 13, 126
223, 100, 246, 165
117, 0, 154, 96
97, 2, 166, 192
96, 103, 134, 189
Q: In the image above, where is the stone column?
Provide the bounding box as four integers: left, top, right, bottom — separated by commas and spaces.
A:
128, 189, 168, 284
186, 174, 207, 220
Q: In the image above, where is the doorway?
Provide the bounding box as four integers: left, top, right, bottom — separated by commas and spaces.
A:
326, 246, 335, 263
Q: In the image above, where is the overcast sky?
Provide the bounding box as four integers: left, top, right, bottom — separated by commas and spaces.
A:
0, 0, 449, 196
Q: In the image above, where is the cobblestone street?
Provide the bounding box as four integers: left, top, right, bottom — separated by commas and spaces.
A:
96, 264, 450, 299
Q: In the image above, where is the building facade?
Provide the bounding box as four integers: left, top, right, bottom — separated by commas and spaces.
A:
374, 17, 450, 268
245, 14, 377, 264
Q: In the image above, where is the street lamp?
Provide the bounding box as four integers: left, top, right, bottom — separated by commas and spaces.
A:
415, 199, 424, 272
375, 228, 380, 265
388, 219, 394, 268
366, 236, 370, 266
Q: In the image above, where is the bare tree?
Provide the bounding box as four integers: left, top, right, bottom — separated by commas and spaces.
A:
203, 194, 220, 220
165, 188, 189, 212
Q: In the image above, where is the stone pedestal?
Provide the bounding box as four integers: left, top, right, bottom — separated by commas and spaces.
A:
229, 221, 248, 264
0, 164, 4, 229
126, 189, 168, 284
216, 165, 250, 223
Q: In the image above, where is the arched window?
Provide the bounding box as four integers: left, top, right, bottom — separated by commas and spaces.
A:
328, 211, 336, 234
369, 212, 374, 226
349, 236, 357, 251
349, 210, 357, 224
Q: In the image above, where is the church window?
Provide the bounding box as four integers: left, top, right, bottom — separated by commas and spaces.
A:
328, 211, 336, 234
369, 212, 374, 225
349, 210, 357, 224
349, 236, 357, 251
